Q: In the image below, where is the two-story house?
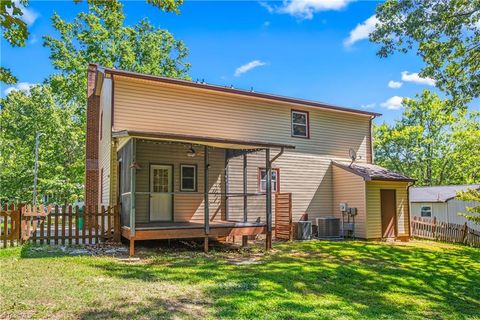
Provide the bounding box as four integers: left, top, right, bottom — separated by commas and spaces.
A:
85, 64, 414, 255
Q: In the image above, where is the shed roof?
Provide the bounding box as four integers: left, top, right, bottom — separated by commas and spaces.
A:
332, 161, 415, 182
92, 64, 381, 118
410, 185, 480, 203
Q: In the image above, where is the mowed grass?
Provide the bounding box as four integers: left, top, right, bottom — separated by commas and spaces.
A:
0, 240, 479, 320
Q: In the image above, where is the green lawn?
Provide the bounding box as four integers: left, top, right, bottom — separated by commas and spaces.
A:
1, 240, 479, 320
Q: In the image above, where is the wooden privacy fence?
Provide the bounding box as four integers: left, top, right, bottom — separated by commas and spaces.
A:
411, 216, 480, 248
275, 193, 293, 241
0, 204, 121, 248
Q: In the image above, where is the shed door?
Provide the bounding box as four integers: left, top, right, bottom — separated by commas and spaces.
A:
380, 189, 397, 238
150, 165, 173, 221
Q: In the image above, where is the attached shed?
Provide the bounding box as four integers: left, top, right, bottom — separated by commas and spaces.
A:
332, 161, 415, 240
410, 185, 480, 231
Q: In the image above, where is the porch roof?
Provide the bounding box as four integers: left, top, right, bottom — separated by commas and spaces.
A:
112, 130, 296, 150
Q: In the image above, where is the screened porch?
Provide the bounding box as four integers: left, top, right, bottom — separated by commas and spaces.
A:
113, 130, 294, 255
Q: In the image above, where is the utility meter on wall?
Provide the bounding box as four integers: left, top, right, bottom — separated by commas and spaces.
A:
339, 202, 348, 212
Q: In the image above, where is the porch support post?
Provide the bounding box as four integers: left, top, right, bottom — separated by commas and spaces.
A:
129, 138, 136, 256
204, 146, 210, 236
242, 153, 248, 247
224, 152, 229, 220
265, 148, 272, 250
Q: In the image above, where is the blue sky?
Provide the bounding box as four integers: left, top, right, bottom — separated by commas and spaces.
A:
2, 0, 475, 125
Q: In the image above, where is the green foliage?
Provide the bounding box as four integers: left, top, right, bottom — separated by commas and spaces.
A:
146, 0, 184, 13
370, 0, 480, 104
44, 0, 190, 111
0, 85, 84, 203
456, 188, 480, 224
1, 0, 29, 84
0, 67, 17, 84
374, 90, 480, 186
0, 0, 29, 47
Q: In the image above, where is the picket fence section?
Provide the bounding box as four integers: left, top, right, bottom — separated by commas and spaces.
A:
411, 216, 480, 248
0, 204, 121, 248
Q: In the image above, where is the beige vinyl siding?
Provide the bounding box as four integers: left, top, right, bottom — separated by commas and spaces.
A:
227, 149, 334, 224
332, 166, 366, 238
366, 181, 410, 238
98, 78, 112, 206
113, 76, 371, 160
134, 141, 225, 224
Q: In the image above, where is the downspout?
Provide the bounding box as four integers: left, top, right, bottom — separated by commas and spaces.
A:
369, 115, 375, 164
407, 181, 415, 238
269, 147, 285, 165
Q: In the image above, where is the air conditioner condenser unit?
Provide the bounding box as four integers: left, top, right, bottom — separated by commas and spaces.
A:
316, 217, 341, 239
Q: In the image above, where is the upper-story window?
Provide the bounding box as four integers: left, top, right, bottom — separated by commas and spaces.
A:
291, 110, 309, 138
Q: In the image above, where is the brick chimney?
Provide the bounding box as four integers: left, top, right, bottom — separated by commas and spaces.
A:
85, 64, 100, 206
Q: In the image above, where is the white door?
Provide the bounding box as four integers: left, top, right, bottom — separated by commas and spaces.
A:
150, 165, 173, 221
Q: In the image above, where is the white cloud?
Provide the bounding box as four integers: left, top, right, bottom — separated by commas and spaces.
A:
260, 0, 352, 20
259, 2, 274, 13
388, 80, 403, 89
263, 21, 271, 27
8, 0, 39, 25
360, 103, 376, 109
4, 82, 34, 95
344, 15, 378, 47
234, 60, 267, 77
381, 96, 404, 110
401, 71, 436, 86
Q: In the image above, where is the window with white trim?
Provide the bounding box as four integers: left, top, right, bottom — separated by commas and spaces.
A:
180, 165, 197, 191
421, 206, 432, 217
259, 168, 279, 192
291, 110, 309, 138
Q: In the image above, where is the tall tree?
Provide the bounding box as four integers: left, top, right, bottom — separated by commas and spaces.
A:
44, 0, 190, 113
374, 90, 480, 186
370, 0, 480, 104
0, 0, 184, 84
0, 85, 84, 203
0, 0, 189, 203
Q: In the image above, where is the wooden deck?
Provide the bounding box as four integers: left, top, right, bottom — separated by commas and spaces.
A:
122, 220, 267, 255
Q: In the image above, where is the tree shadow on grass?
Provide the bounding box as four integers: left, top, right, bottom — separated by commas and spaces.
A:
17, 240, 480, 319
78, 296, 212, 320
86, 240, 480, 319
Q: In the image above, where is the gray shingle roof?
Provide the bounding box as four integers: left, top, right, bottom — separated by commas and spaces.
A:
332, 161, 415, 182
410, 185, 480, 203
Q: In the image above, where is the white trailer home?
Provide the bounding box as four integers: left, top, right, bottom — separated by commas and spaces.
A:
410, 185, 480, 231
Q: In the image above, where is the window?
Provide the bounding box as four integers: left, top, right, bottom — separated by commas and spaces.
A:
421, 206, 432, 217
259, 168, 279, 192
291, 110, 309, 138
181, 164, 197, 191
